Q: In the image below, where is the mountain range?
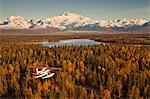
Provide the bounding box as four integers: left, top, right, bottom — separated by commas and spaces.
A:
0, 11, 149, 33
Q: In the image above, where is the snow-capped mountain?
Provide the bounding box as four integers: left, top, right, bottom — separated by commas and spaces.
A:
75, 18, 148, 32
106, 19, 145, 27
0, 16, 29, 29
44, 11, 98, 29
27, 11, 98, 29
0, 11, 149, 32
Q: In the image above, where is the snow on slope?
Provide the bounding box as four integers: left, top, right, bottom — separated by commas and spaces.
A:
44, 11, 98, 29
0, 11, 148, 31
28, 19, 47, 28
98, 18, 147, 28
0, 16, 29, 29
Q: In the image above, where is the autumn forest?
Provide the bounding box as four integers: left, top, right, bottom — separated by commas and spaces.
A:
0, 34, 150, 99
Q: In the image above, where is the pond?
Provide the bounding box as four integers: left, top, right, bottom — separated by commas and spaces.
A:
42, 39, 104, 48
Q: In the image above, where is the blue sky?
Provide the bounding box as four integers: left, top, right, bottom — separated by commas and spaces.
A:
1, 0, 149, 20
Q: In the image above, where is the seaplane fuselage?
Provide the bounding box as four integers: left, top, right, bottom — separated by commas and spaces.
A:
29, 66, 62, 79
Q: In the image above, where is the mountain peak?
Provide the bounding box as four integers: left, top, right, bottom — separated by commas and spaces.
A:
61, 11, 79, 16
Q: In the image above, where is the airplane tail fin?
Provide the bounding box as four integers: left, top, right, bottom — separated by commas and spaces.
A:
36, 68, 39, 74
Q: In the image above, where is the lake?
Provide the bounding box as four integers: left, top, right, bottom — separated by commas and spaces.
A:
42, 39, 103, 48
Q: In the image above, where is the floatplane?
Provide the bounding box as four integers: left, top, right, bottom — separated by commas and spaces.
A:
29, 66, 62, 79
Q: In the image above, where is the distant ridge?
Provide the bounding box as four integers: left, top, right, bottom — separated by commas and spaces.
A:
0, 11, 149, 33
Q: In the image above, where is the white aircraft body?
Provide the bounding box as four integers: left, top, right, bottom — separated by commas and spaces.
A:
30, 66, 62, 79
36, 67, 47, 75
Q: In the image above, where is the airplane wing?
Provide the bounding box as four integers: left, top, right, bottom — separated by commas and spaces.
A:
48, 67, 62, 71
42, 73, 55, 79
35, 72, 48, 79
